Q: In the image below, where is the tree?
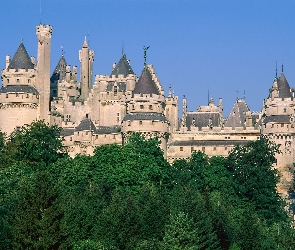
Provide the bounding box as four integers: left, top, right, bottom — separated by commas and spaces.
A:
92, 133, 173, 191
7, 120, 66, 166
227, 136, 286, 223
11, 170, 62, 249
169, 187, 221, 250
162, 212, 202, 250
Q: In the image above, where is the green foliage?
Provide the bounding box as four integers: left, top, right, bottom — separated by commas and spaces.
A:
7, 120, 66, 166
92, 133, 173, 191
0, 129, 294, 249
73, 239, 117, 250
162, 212, 201, 250
227, 136, 286, 223
11, 170, 62, 249
95, 185, 168, 249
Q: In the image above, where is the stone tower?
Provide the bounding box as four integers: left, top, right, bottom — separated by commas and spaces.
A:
0, 43, 39, 135
261, 69, 295, 196
121, 65, 170, 157
36, 24, 53, 123
79, 37, 94, 101
165, 86, 179, 133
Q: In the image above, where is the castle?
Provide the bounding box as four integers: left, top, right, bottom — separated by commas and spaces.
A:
0, 23, 294, 195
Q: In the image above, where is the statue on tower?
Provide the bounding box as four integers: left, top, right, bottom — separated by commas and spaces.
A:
143, 46, 150, 66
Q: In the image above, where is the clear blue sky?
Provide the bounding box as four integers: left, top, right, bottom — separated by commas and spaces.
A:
1, 0, 295, 116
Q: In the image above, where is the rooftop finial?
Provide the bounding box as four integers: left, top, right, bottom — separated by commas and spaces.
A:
143, 46, 150, 66
122, 40, 125, 55
168, 84, 172, 97
282, 62, 284, 73
61, 46, 64, 56
276, 61, 277, 78
40, 0, 42, 24
83, 36, 88, 47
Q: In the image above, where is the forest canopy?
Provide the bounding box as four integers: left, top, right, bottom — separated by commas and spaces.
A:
0, 121, 294, 250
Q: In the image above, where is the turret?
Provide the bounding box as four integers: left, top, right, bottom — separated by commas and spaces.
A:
36, 24, 52, 122
5, 55, 10, 69
79, 37, 94, 101
181, 96, 187, 127
165, 85, 179, 132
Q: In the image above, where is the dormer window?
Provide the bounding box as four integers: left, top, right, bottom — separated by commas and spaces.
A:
283, 108, 286, 113
28, 79, 31, 84
140, 105, 144, 109
114, 86, 118, 96
7, 79, 9, 84
17, 79, 20, 83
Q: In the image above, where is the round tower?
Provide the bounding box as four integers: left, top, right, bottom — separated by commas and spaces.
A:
79, 37, 94, 101
0, 42, 39, 135
121, 65, 169, 158
36, 24, 52, 123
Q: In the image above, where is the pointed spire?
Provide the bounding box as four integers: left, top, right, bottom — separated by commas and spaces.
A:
133, 66, 160, 95
50, 55, 67, 82
276, 61, 278, 78
83, 36, 88, 48
282, 62, 284, 73
8, 42, 34, 70
111, 53, 134, 77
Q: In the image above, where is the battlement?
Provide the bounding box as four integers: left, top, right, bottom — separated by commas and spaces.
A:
264, 97, 294, 105
132, 92, 165, 101
95, 73, 136, 81
262, 122, 295, 134
2, 68, 35, 74
0, 91, 39, 103
178, 125, 259, 134
36, 24, 53, 35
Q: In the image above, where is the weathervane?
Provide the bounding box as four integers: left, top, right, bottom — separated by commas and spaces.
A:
61, 46, 64, 56
143, 46, 150, 66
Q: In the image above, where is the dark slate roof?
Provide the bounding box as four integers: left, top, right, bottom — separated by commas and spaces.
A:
170, 140, 251, 147
0, 85, 39, 95
60, 128, 74, 136
224, 99, 249, 129
94, 126, 121, 134
75, 118, 96, 131
50, 55, 67, 82
133, 67, 160, 95
278, 73, 292, 98
122, 112, 169, 123
186, 112, 220, 130
263, 115, 290, 123
106, 82, 126, 92
111, 53, 134, 77
8, 43, 34, 71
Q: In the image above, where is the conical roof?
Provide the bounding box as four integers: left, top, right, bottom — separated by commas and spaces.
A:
111, 53, 134, 77
75, 118, 96, 131
278, 73, 292, 98
51, 55, 67, 82
8, 43, 34, 70
224, 99, 250, 129
133, 66, 160, 95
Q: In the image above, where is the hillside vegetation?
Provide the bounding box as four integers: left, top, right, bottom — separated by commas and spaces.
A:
0, 121, 295, 249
